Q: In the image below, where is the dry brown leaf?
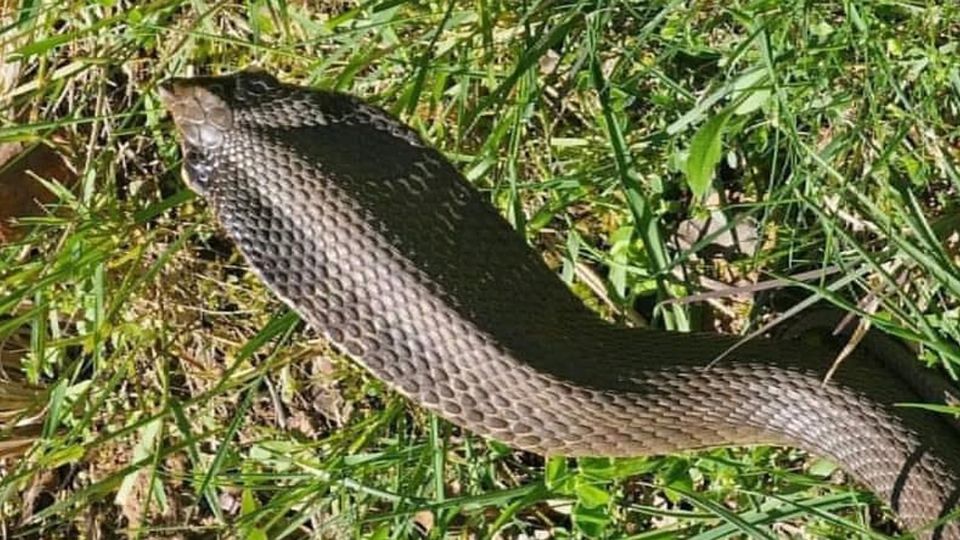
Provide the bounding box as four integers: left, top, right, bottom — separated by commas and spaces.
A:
0, 140, 79, 243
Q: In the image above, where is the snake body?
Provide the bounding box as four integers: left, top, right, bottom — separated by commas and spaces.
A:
159, 70, 960, 537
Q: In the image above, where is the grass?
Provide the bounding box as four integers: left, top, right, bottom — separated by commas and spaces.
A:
1, 0, 959, 537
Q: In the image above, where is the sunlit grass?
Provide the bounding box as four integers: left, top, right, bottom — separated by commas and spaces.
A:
1, 0, 958, 537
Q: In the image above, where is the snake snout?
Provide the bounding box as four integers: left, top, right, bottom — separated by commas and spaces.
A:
159, 78, 234, 152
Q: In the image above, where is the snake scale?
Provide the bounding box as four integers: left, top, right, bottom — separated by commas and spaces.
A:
159, 69, 960, 537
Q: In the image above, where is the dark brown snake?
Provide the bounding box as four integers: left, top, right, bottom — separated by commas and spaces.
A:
159, 69, 960, 537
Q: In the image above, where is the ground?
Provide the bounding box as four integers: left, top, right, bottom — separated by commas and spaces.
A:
1, 1, 959, 538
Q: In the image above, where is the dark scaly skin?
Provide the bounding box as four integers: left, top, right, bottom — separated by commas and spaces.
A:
158, 70, 960, 537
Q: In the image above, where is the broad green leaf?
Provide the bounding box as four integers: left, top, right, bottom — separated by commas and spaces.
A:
734, 88, 771, 115
575, 480, 611, 508
808, 458, 839, 478
545, 456, 570, 491
572, 501, 611, 537
685, 110, 732, 200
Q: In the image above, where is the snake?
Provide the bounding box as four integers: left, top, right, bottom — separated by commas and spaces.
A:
158, 69, 960, 537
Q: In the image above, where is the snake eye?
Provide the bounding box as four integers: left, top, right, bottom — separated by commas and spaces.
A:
244, 79, 270, 94
236, 70, 280, 99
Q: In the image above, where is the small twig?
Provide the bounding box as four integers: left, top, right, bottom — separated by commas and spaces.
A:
574, 261, 647, 326
820, 259, 906, 385
263, 375, 286, 430
661, 266, 841, 306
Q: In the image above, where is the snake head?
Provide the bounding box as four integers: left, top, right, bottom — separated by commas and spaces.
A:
160, 68, 428, 204
158, 69, 283, 194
